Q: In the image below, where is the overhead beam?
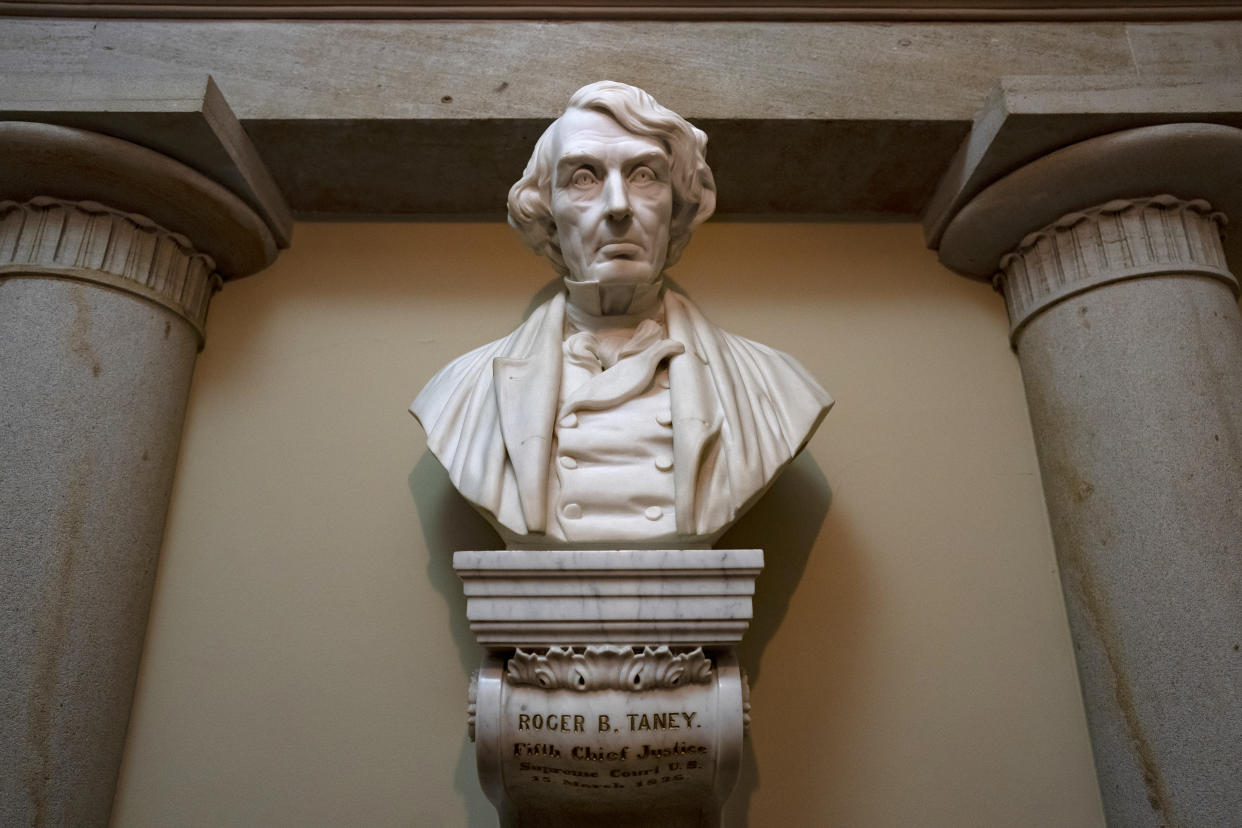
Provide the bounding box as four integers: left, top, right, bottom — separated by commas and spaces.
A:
2, 20, 1239, 218
4, 1, 1242, 21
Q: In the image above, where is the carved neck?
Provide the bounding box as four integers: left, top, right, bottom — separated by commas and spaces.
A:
564, 275, 663, 319
564, 282, 665, 338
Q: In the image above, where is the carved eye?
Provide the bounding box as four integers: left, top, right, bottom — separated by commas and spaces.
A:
630, 166, 655, 184
571, 168, 597, 188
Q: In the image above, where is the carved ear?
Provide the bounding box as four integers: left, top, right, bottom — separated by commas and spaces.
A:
542, 220, 570, 277
687, 181, 716, 233
673, 181, 716, 240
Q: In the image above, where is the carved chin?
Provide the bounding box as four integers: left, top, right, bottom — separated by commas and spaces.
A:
587, 259, 663, 285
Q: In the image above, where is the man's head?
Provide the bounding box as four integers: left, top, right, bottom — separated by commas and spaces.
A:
508, 81, 717, 284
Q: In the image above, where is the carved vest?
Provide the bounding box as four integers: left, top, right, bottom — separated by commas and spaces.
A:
548, 361, 677, 543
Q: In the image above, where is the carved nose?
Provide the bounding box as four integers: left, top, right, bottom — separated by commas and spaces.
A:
603, 173, 632, 220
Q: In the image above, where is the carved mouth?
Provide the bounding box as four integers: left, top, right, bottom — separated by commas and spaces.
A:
598, 242, 642, 259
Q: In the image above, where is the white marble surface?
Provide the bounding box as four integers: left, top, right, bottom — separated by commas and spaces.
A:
412, 81, 831, 549
474, 650, 744, 827
460, 547, 758, 824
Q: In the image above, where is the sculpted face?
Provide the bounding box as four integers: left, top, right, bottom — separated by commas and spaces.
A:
550, 107, 674, 290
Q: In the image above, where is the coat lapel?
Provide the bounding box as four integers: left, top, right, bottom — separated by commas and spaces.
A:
664, 291, 723, 535
493, 293, 565, 533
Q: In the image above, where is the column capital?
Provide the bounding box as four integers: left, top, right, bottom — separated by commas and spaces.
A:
0, 120, 278, 281
937, 122, 1242, 281
995, 195, 1234, 341
0, 197, 220, 344
0, 74, 291, 250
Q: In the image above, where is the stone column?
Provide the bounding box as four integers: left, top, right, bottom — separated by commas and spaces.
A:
0, 122, 281, 827
938, 124, 1242, 827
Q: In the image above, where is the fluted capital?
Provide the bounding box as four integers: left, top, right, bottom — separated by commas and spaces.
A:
996, 195, 1235, 340
0, 197, 220, 345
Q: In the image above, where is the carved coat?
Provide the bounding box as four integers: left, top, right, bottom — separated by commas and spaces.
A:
411, 289, 832, 546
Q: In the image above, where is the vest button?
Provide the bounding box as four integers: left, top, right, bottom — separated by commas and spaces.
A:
559, 455, 578, 469
655, 455, 673, 471
562, 503, 582, 519
656, 408, 672, 426
559, 412, 578, 428
644, 506, 663, 521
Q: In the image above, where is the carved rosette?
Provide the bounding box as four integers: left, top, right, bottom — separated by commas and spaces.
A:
995, 195, 1235, 340
506, 645, 713, 691
0, 197, 221, 345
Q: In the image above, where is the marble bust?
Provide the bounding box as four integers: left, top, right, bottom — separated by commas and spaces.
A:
412, 81, 832, 549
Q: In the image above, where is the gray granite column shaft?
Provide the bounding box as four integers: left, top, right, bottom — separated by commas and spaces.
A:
0, 198, 217, 827
999, 196, 1242, 827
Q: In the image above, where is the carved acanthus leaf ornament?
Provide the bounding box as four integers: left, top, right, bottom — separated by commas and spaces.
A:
506, 645, 713, 691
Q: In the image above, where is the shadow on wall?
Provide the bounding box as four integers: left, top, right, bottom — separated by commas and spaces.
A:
409, 452, 501, 675
409, 453, 502, 827
719, 452, 831, 686
716, 453, 832, 827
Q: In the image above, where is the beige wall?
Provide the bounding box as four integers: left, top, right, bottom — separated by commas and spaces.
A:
111, 221, 1105, 827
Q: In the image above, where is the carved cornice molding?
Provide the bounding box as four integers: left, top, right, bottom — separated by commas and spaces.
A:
453, 549, 762, 648
0, 197, 221, 344
994, 195, 1236, 340
506, 646, 713, 692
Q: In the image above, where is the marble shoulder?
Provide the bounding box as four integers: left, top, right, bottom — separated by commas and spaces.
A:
724, 329, 833, 452
723, 327, 832, 404
410, 294, 563, 432
410, 332, 508, 432
669, 291, 833, 443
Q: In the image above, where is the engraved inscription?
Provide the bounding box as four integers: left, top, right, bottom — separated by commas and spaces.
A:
504, 705, 712, 795
498, 666, 724, 810
627, 711, 697, 731
517, 713, 586, 731
515, 710, 699, 732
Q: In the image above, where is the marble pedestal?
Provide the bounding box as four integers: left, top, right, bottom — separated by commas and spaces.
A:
455, 549, 762, 828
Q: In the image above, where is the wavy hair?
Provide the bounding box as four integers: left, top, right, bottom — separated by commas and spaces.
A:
507, 81, 717, 278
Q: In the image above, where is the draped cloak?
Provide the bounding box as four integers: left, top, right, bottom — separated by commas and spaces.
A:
410, 289, 832, 547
